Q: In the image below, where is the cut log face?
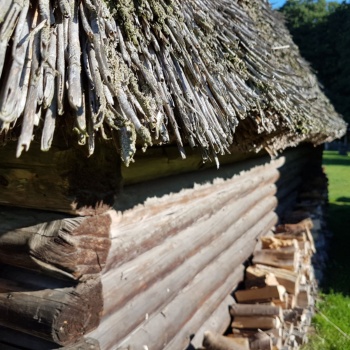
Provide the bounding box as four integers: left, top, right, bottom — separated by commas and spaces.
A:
0, 213, 112, 280
247, 265, 300, 295
252, 249, 300, 272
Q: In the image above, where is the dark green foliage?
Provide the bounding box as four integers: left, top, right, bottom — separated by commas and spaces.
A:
281, 1, 350, 122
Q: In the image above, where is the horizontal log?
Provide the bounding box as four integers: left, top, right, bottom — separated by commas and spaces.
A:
0, 214, 111, 280
188, 294, 237, 350
111, 210, 277, 350
121, 145, 267, 185
231, 315, 281, 330
90, 204, 277, 349
102, 182, 277, 317
166, 268, 243, 350
0, 142, 120, 215
234, 285, 286, 304
107, 157, 281, 271
229, 304, 283, 319
120, 143, 314, 187
0, 275, 102, 346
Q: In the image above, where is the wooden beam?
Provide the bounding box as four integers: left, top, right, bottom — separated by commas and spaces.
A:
121, 146, 266, 185
0, 142, 121, 215
0, 213, 111, 280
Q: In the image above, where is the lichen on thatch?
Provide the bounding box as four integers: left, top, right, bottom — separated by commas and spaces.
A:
0, 0, 346, 166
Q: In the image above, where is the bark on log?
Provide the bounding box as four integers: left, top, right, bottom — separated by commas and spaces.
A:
0, 213, 111, 280
0, 276, 102, 346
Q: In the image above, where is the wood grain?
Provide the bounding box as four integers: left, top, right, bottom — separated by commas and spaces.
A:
0, 213, 111, 280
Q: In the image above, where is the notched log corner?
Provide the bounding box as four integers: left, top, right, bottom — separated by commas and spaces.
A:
0, 278, 103, 346
0, 213, 112, 280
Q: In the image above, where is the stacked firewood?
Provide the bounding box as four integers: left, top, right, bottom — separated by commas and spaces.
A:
201, 218, 317, 350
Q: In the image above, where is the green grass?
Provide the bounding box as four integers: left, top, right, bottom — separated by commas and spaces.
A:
303, 151, 350, 350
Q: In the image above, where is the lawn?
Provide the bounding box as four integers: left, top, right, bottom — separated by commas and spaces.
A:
303, 150, 350, 350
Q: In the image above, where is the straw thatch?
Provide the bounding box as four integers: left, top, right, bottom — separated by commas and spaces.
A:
0, 0, 346, 166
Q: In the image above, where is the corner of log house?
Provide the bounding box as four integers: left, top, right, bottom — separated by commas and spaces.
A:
0, 144, 328, 349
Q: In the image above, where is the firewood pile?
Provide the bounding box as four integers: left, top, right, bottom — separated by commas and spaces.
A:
200, 218, 317, 350
199, 165, 331, 350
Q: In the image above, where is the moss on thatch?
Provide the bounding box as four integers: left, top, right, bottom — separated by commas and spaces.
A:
0, 0, 346, 166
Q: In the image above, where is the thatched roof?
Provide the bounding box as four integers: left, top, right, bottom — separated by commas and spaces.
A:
0, 0, 346, 166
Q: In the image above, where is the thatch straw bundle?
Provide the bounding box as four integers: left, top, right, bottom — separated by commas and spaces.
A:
0, 0, 346, 166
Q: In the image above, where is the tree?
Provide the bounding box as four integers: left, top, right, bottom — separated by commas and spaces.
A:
281, 1, 350, 122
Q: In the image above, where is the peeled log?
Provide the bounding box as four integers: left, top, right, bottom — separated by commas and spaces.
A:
0, 213, 112, 280
0, 277, 102, 346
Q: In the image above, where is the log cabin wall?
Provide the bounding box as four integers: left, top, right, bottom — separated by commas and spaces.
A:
0, 144, 319, 350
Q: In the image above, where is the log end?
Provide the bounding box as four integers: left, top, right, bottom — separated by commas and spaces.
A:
52, 279, 103, 346
30, 214, 112, 280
